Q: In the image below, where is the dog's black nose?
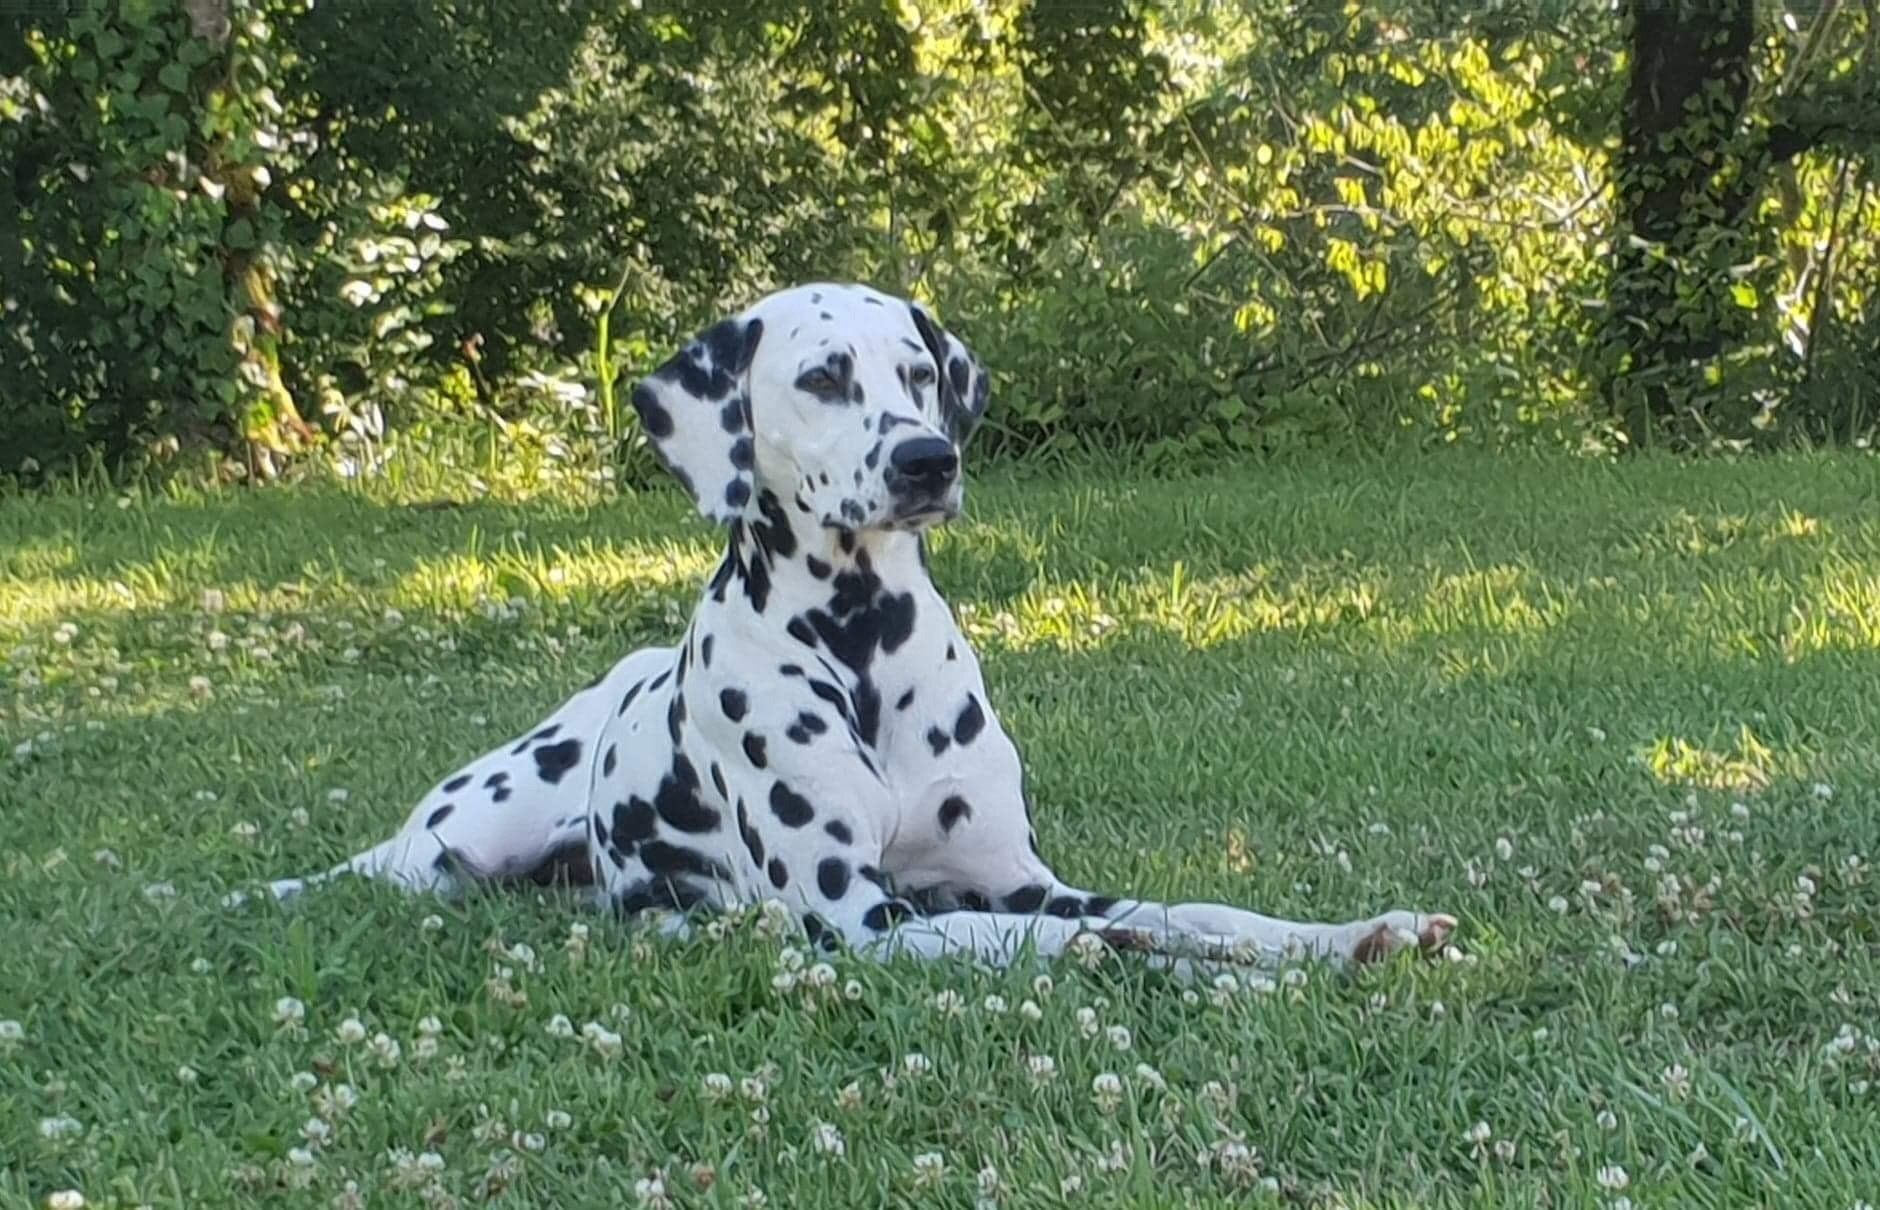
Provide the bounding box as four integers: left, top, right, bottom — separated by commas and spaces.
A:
888, 437, 958, 487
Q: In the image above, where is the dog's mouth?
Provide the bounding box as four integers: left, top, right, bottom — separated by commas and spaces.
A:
888, 494, 960, 529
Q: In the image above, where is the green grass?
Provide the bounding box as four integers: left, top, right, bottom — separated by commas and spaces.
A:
3, 448, 1879, 1208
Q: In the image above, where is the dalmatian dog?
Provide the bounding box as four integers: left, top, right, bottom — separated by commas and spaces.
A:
261, 282, 1456, 973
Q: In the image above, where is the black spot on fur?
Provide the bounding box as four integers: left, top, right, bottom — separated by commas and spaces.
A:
729, 436, 753, 470
938, 796, 971, 833
786, 617, 816, 647
1085, 895, 1119, 916
786, 711, 827, 744
667, 694, 687, 745
614, 798, 658, 845
806, 555, 832, 579
862, 899, 915, 932
443, 774, 470, 793
953, 695, 985, 746
769, 781, 815, 827
641, 840, 732, 883
483, 771, 509, 789
710, 762, 727, 799
926, 726, 951, 756
1002, 884, 1047, 914
633, 389, 672, 438
1045, 895, 1087, 919
817, 858, 851, 900
768, 857, 790, 888
825, 820, 852, 844
614, 876, 710, 916
654, 754, 719, 833
896, 688, 915, 711
742, 733, 767, 768
700, 634, 714, 667
803, 911, 840, 952
533, 738, 582, 784
735, 799, 765, 867
603, 745, 618, 776
720, 688, 748, 722
426, 804, 454, 829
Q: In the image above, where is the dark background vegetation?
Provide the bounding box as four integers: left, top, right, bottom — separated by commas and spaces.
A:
3, 0, 1876, 490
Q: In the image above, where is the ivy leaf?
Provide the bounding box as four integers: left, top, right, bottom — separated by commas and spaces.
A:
1730, 281, 1758, 309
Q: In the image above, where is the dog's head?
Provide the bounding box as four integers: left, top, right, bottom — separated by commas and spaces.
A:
631, 283, 988, 531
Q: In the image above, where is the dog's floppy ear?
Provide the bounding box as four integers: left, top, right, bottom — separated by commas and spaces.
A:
908, 301, 990, 449
631, 315, 765, 523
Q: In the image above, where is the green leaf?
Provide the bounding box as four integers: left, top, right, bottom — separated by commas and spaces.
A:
1730, 281, 1758, 309
158, 62, 191, 93
226, 218, 256, 250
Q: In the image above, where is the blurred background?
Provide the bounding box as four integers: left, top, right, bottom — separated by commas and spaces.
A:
3, 0, 1876, 490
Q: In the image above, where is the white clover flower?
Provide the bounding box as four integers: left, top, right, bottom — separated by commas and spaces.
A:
274, 996, 306, 1027
370, 1032, 401, 1067
701, 1073, 735, 1102
810, 1121, 845, 1157
1596, 1164, 1629, 1191
580, 1022, 622, 1058
39, 1115, 84, 1141
1091, 1071, 1124, 1112
335, 1016, 367, 1045
911, 1151, 945, 1187
1106, 1024, 1133, 1051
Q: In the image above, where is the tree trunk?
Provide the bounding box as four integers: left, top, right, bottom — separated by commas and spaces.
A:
1604, 0, 1756, 449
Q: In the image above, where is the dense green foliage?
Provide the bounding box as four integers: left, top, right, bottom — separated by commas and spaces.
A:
3, 1, 1878, 484
6, 451, 1880, 1206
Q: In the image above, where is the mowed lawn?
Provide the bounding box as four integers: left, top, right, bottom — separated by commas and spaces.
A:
3, 450, 1878, 1208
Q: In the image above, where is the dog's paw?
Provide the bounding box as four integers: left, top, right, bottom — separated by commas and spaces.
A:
1348, 911, 1457, 965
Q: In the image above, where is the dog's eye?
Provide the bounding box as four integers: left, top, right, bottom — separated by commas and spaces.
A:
796, 368, 840, 396
909, 364, 936, 387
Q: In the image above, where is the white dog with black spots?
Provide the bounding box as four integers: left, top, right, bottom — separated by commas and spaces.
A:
260, 282, 1456, 974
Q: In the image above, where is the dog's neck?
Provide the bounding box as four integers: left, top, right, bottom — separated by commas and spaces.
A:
708, 491, 934, 618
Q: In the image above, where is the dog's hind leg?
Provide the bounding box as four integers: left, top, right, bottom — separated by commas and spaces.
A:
254, 649, 671, 906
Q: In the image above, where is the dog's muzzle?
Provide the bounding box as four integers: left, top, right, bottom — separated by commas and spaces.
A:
884, 436, 960, 519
